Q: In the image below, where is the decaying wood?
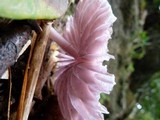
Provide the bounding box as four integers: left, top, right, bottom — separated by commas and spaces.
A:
35, 42, 58, 99
0, 25, 32, 77
20, 23, 50, 120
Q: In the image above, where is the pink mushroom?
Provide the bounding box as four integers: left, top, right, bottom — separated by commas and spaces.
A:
49, 0, 116, 119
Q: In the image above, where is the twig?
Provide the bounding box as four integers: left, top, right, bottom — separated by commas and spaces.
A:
22, 23, 50, 120
16, 31, 37, 120
7, 68, 12, 120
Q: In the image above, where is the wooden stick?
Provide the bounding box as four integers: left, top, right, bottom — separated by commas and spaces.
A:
16, 31, 37, 120
22, 24, 50, 120
7, 68, 12, 120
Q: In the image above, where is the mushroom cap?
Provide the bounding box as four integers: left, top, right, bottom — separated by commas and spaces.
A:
50, 0, 116, 119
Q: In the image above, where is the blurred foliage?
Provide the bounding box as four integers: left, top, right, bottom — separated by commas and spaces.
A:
131, 31, 149, 60
100, 93, 110, 104
100, 0, 160, 119
154, 0, 160, 8
0, 0, 69, 19
136, 72, 160, 120
137, 112, 155, 120
140, 0, 147, 10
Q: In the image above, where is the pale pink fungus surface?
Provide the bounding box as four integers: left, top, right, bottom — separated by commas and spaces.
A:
49, 0, 116, 119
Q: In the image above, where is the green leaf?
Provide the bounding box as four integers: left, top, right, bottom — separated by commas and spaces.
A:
0, 0, 69, 19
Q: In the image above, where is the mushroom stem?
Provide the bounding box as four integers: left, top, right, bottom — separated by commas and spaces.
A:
49, 26, 77, 57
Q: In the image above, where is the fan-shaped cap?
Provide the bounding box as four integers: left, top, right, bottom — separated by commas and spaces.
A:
50, 0, 116, 119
